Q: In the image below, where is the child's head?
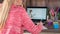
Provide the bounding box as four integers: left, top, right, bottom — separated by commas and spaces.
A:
14, 0, 23, 6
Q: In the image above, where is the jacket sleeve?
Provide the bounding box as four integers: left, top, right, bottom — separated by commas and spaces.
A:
21, 7, 43, 34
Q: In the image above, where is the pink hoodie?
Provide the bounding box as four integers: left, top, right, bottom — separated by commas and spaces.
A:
1, 5, 43, 34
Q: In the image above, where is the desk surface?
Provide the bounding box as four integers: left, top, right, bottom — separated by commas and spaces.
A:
24, 29, 60, 33
42, 29, 60, 33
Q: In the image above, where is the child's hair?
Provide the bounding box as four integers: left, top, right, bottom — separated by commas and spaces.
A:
0, 0, 23, 30
0, 0, 13, 30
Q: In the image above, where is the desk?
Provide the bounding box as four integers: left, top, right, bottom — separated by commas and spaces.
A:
24, 29, 60, 34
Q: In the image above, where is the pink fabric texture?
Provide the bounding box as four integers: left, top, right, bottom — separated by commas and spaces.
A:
1, 5, 43, 34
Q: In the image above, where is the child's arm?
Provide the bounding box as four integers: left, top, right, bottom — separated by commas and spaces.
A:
20, 7, 43, 34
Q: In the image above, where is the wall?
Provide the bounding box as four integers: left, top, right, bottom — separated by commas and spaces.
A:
27, 0, 60, 8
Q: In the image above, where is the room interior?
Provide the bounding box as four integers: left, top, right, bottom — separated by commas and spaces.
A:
0, 0, 60, 34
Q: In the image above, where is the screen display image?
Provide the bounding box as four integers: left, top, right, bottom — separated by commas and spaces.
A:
27, 7, 47, 21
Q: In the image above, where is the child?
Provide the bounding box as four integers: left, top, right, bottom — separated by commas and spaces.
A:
1, 0, 43, 34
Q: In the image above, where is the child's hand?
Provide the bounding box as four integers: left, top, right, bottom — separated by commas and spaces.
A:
37, 21, 43, 26
37, 21, 48, 30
